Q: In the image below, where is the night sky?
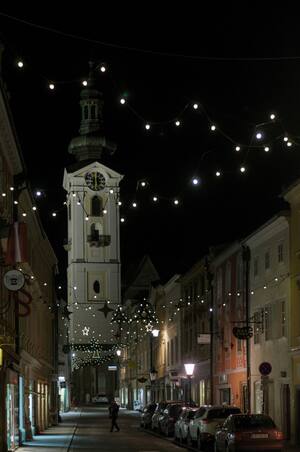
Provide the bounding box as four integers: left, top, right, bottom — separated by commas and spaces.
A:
0, 6, 300, 283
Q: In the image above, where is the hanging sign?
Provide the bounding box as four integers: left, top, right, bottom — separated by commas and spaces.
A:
232, 326, 253, 340
3, 269, 25, 291
197, 334, 211, 344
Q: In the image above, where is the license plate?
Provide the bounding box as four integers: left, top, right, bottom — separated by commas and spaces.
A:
251, 433, 268, 438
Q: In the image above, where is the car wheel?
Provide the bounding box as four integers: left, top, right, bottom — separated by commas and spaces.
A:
187, 429, 193, 447
197, 431, 203, 451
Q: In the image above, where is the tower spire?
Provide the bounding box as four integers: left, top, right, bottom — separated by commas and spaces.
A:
68, 62, 116, 162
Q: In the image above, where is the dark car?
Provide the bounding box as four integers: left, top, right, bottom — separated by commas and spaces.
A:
159, 401, 197, 437
140, 402, 157, 429
214, 413, 284, 452
151, 401, 171, 431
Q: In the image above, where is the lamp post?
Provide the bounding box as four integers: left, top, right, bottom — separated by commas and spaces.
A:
149, 328, 159, 402
184, 363, 195, 404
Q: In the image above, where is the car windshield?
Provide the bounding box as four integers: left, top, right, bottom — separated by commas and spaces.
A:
207, 408, 241, 419
187, 411, 196, 419
169, 405, 183, 416
233, 415, 276, 431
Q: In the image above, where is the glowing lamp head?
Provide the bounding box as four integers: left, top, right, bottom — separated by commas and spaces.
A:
256, 132, 263, 140
49, 83, 55, 90
216, 171, 221, 177
235, 146, 241, 152
120, 98, 126, 105
240, 166, 246, 173
192, 178, 199, 185
270, 113, 276, 120
82, 80, 88, 86
152, 328, 160, 337
175, 120, 181, 127
210, 124, 216, 131
100, 65, 106, 72
184, 363, 195, 376
17, 61, 24, 68
193, 103, 199, 110
116, 349, 121, 357
145, 124, 151, 130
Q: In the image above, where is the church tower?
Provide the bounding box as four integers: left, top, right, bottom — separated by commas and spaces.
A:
63, 64, 123, 401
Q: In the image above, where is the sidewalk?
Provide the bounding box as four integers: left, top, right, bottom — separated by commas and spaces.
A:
17, 410, 81, 452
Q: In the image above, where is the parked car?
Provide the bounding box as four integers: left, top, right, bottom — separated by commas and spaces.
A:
91, 394, 108, 403
214, 413, 284, 452
140, 402, 157, 429
188, 405, 241, 450
174, 407, 198, 443
151, 401, 170, 431
159, 401, 197, 437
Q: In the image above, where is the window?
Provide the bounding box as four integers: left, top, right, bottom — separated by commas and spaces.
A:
254, 311, 261, 344
264, 305, 272, 341
265, 251, 270, 270
237, 339, 242, 352
91, 104, 96, 119
93, 280, 100, 294
254, 257, 259, 277
278, 244, 284, 263
280, 300, 286, 337
91, 196, 102, 216
84, 105, 89, 119
170, 339, 174, 365
225, 261, 231, 294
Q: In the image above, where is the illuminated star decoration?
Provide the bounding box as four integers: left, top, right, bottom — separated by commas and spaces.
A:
63, 304, 72, 320
98, 301, 114, 318
146, 323, 153, 332
82, 326, 90, 336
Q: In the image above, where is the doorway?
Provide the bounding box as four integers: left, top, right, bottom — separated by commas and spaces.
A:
219, 387, 231, 405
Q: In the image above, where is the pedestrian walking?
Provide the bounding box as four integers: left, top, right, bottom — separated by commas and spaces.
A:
109, 399, 120, 432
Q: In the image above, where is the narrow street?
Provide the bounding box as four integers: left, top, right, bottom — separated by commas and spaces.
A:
18, 406, 184, 452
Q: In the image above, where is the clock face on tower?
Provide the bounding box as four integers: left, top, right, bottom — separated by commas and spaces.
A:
85, 172, 106, 191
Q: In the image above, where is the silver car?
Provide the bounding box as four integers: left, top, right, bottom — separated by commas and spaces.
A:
188, 405, 241, 450
174, 407, 198, 444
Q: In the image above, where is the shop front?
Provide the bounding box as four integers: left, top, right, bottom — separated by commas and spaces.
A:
6, 369, 19, 451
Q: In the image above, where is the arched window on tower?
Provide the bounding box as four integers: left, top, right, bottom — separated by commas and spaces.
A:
93, 280, 100, 294
91, 104, 96, 119
91, 196, 103, 216
84, 105, 89, 120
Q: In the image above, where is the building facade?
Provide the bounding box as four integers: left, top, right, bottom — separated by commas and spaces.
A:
244, 213, 291, 438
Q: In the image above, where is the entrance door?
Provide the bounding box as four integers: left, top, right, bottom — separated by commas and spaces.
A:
281, 384, 291, 440
219, 388, 231, 405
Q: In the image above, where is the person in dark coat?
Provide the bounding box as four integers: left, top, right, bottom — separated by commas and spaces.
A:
109, 399, 120, 432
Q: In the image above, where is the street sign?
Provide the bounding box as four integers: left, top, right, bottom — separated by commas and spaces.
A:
259, 362, 272, 376
3, 269, 25, 291
197, 334, 211, 344
232, 326, 253, 340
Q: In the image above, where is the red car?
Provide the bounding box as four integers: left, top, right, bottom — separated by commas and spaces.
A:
214, 413, 284, 452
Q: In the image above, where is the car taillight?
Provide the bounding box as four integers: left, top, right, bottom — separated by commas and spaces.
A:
275, 430, 284, 440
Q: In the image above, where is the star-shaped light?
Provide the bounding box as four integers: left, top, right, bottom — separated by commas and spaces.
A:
98, 301, 115, 318
82, 326, 90, 336
146, 323, 153, 332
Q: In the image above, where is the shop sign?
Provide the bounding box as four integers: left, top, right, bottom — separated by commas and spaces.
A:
3, 269, 25, 291
232, 326, 253, 340
197, 334, 211, 344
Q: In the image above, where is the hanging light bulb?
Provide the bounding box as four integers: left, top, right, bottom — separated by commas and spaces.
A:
270, 113, 276, 120
82, 80, 88, 86
132, 202, 137, 208
52, 212, 57, 217
287, 141, 292, 147
22, 213, 27, 217
173, 199, 179, 205
49, 83, 55, 90
235, 146, 241, 152
256, 132, 263, 140
175, 120, 181, 127
100, 65, 106, 72
118, 201, 122, 206
264, 146, 270, 152
85, 216, 89, 221
120, 98, 126, 105
216, 171, 221, 177
193, 103, 199, 110
210, 124, 216, 131
153, 196, 158, 202
32, 206, 37, 211
145, 124, 151, 130
240, 166, 246, 173
140, 181, 147, 187
17, 60, 24, 68
283, 136, 288, 142
120, 217, 125, 223
192, 178, 199, 185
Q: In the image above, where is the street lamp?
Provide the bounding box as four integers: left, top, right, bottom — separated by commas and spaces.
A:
149, 328, 159, 402
184, 363, 195, 404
